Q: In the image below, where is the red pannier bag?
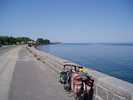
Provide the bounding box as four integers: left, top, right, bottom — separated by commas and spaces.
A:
71, 72, 82, 94
71, 72, 94, 95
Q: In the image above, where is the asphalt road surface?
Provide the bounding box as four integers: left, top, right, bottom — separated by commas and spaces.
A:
8, 47, 74, 100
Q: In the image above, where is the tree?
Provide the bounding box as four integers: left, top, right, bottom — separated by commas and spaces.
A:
0, 36, 33, 45
36, 38, 50, 45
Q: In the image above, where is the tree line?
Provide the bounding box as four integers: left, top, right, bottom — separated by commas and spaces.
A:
36, 38, 50, 45
0, 36, 50, 45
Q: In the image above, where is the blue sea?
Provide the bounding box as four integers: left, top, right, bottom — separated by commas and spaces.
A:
37, 43, 133, 83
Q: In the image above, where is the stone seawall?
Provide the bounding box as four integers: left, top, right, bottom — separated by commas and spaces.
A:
27, 46, 133, 100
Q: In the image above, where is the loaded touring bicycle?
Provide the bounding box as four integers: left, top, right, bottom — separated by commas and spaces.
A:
58, 63, 94, 100
58, 63, 79, 91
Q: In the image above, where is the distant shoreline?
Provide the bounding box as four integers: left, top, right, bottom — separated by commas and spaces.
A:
40, 42, 133, 46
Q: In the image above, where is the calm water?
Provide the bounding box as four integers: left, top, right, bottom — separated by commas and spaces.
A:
37, 43, 133, 83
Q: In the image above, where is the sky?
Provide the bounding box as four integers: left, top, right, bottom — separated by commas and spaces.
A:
0, 0, 133, 43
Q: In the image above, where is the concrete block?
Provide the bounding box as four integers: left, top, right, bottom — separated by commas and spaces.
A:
108, 93, 114, 100
97, 86, 108, 100
113, 95, 126, 100
93, 96, 100, 100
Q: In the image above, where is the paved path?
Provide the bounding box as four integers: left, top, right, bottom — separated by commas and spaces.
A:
0, 46, 15, 56
0, 46, 20, 100
8, 47, 74, 100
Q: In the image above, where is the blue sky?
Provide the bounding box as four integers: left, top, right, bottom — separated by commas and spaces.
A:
0, 0, 133, 43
